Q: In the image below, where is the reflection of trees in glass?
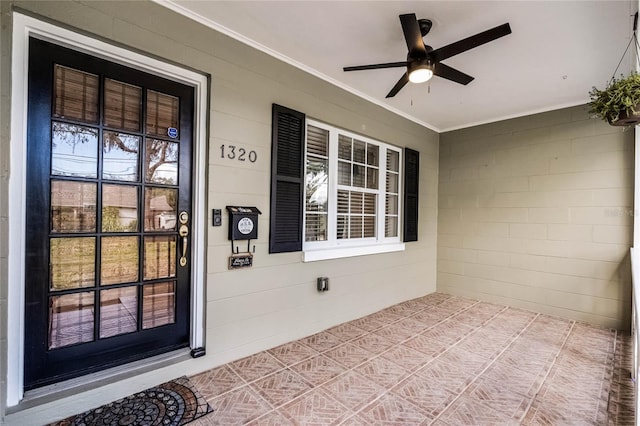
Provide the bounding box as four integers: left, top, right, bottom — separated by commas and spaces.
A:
52, 124, 179, 184
145, 140, 178, 184
103, 132, 139, 181
52, 122, 97, 152
51, 123, 98, 177
103, 132, 138, 154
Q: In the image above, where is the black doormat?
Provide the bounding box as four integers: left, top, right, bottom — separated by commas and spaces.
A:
50, 376, 214, 426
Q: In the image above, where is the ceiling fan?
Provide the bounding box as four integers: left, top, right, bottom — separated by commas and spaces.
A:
343, 13, 512, 98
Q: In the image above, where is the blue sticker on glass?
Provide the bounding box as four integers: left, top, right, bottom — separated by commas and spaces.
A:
167, 127, 178, 138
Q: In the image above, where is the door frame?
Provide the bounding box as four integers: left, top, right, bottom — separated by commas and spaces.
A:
8, 12, 208, 407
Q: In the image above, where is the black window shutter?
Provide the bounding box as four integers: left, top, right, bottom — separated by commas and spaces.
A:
269, 104, 306, 253
403, 148, 419, 242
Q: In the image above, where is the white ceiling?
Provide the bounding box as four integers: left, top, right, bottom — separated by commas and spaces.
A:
158, 1, 637, 132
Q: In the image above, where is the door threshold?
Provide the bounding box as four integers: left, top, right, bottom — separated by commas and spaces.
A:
8, 348, 191, 413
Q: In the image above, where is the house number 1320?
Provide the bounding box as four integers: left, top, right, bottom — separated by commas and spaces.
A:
220, 145, 257, 163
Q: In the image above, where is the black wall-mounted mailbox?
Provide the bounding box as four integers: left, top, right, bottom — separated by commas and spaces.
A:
226, 206, 261, 241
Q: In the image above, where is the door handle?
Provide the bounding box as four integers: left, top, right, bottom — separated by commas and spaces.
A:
179, 224, 188, 267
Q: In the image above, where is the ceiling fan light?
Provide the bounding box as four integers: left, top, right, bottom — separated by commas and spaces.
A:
409, 67, 433, 83
408, 59, 434, 83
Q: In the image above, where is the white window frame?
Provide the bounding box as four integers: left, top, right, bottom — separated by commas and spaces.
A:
303, 119, 405, 262
8, 13, 208, 406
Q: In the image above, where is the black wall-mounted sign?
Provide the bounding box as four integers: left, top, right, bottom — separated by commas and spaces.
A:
229, 254, 253, 269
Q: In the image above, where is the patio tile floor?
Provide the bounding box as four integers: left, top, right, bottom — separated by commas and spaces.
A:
189, 292, 634, 425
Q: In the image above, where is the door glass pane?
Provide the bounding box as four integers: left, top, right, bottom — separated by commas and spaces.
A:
51, 180, 97, 233
51, 122, 98, 178
144, 236, 177, 280
49, 292, 94, 349
103, 132, 140, 182
146, 90, 179, 138
143, 282, 175, 329
50, 237, 95, 291
145, 139, 178, 184
144, 188, 177, 231
102, 184, 138, 232
100, 287, 137, 338
104, 79, 141, 131
100, 236, 139, 285
53, 65, 99, 123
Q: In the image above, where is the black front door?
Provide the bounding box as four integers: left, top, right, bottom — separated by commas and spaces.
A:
24, 38, 194, 390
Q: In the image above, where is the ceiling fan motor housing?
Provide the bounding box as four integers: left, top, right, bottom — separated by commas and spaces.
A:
407, 56, 433, 68
418, 19, 433, 37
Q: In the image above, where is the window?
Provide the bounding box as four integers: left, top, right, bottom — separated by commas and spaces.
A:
269, 104, 418, 256
303, 120, 404, 261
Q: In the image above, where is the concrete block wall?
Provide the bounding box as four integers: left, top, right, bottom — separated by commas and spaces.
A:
438, 106, 634, 329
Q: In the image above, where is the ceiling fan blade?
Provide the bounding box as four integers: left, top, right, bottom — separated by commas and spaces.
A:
433, 63, 474, 85
343, 61, 408, 72
430, 23, 512, 62
400, 13, 427, 58
386, 72, 409, 98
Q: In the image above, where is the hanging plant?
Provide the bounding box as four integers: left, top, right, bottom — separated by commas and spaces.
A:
589, 11, 640, 126
589, 72, 640, 126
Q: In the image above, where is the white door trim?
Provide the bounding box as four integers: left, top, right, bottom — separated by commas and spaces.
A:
8, 12, 208, 407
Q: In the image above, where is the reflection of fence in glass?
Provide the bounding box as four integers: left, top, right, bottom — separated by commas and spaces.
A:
144, 236, 177, 280
100, 236, 139, 285
51, 181, 97, 233
50, 237, 96, 290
